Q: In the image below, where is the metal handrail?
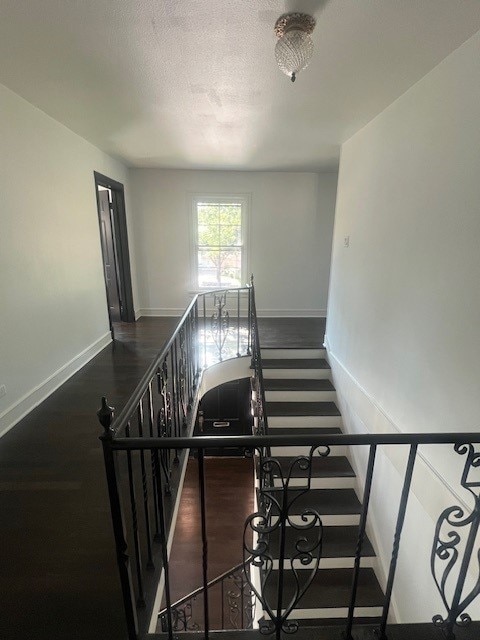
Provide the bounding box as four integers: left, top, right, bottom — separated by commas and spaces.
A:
249, 278, 269, 439
110, 431, 480, 451
158, 557, 252, 617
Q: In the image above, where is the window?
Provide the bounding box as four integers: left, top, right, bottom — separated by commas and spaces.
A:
191, 195, 249, 290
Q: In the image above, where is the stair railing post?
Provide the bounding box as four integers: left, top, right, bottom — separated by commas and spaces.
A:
378, 444, 418, 640
345, 444, 377, 640
198, 448, 210, 638
98, 397, 138, 640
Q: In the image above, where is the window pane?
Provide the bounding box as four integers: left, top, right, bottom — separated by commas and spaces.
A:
195, 199, 244, 288
197, 248, 242, 288
218, 205, 241, 225
197, 204, 219, 226
218, 224, 241, 246
198, 223, 220, 246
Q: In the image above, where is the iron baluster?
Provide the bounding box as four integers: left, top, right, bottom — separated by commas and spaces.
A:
237, 289, 241, 357
155, 445, 174, 640
98, 398, 138, 639
203, 294, 207, 368
157, 360, 172, 495
159, 560, 254, 631
247, 281, 252, 356
378, 443, 418, 639
244, 447, 327, 636
211, 292, 230, 361
137, 399, 154, 570
198, 449, 210, 638
345, 444, 377, 639
147, 382, 161, 539
222, 578, 225, 629
124, 420, 145, 607
431, 443, 480, 639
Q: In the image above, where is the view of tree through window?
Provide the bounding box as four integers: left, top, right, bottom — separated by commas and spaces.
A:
196, 201, 243, 289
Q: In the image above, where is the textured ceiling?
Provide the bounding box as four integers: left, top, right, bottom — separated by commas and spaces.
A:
1, 1, 480, 170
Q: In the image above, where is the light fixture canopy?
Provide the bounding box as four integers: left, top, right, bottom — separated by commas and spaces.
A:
274, 12, 316, 83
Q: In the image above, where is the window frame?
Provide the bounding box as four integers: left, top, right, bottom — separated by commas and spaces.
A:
189, 193, 251, 291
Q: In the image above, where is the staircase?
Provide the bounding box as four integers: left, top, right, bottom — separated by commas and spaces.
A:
260, 347, 385, 626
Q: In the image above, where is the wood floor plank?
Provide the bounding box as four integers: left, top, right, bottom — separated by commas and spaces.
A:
0, 316, 328, 640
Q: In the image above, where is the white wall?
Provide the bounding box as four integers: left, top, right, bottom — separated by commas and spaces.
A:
0, 83, 136, 436
129, 169, 337, 317
326, 31, 480, 621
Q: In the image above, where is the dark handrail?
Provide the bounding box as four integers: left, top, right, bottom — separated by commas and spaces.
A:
110, 431, 480, 451
158, 557, 252, 617
249, 278, 269, 438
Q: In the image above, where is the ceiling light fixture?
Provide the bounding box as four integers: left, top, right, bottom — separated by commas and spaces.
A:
274, 12, 316, 83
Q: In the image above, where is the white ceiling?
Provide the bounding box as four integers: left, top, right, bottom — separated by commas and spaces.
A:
1, 1, 480, 171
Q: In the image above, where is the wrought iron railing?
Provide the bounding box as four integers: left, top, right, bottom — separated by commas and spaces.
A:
99, 282, 480, 640
102, 433, 480, 640
98, 284, 255, 636
158, 558, 255, 632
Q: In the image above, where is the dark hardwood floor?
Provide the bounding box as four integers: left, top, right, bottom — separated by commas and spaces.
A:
0, 316, 324, 640
167, 457, 254, 603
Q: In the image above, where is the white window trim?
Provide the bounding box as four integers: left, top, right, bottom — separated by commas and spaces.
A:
189, 193, 251, 292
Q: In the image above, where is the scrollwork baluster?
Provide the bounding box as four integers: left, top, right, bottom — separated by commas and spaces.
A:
243, 446, 329, 638
211, 292, 230, 361
431, 443, 480, 639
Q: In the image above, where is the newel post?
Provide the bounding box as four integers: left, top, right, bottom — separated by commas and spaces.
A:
98, 397, 138, 639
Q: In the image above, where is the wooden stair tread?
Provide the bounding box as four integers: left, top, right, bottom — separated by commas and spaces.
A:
282, 617, 381, 628
262, 359, 330, 369
263, 567, 384, 609
264, 379, 335, 391
268, 525, 375, 559
275, 456, 355, 478
267, 402, 341, 417
269, 427, 343, 436
274, 489, 362, 515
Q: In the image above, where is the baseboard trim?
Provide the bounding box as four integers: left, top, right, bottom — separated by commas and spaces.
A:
324, 337, 471, 514
0, 331, 112, 439
256, 309, 327, 318
134, 309, 142, 321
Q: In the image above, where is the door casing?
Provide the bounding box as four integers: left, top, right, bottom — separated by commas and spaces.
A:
94, 171, 135, 325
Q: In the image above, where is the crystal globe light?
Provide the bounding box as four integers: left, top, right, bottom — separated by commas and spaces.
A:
274, 12, 316, 83
275, 30, 314, 82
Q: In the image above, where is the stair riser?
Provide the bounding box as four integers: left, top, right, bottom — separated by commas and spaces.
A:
277, 606, 383, 620
273, 477, 355, 489
268, 416, 343, 428
265, 390, 337, 402
270, 445, 348, 457
264, 369, 332, 380
271, 557, 376, 570
261, 349, 326, 359
274, 515, 361, 526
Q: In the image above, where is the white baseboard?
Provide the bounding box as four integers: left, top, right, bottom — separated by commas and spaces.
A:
134, 308, 142, 321
0, 331, 112, 439
256, 309, 327, 318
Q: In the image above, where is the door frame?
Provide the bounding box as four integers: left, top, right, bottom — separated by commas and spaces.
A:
94, 171, 135, 324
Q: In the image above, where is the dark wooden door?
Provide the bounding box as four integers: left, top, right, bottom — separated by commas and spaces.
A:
98, 189, 122, 322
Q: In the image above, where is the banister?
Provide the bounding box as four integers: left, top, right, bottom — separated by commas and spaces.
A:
110, 431, 480, 451
109, 285, 251, 436
158, 557, 252, 617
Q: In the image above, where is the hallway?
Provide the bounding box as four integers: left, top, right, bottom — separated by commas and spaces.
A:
0, 316, 324, 640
